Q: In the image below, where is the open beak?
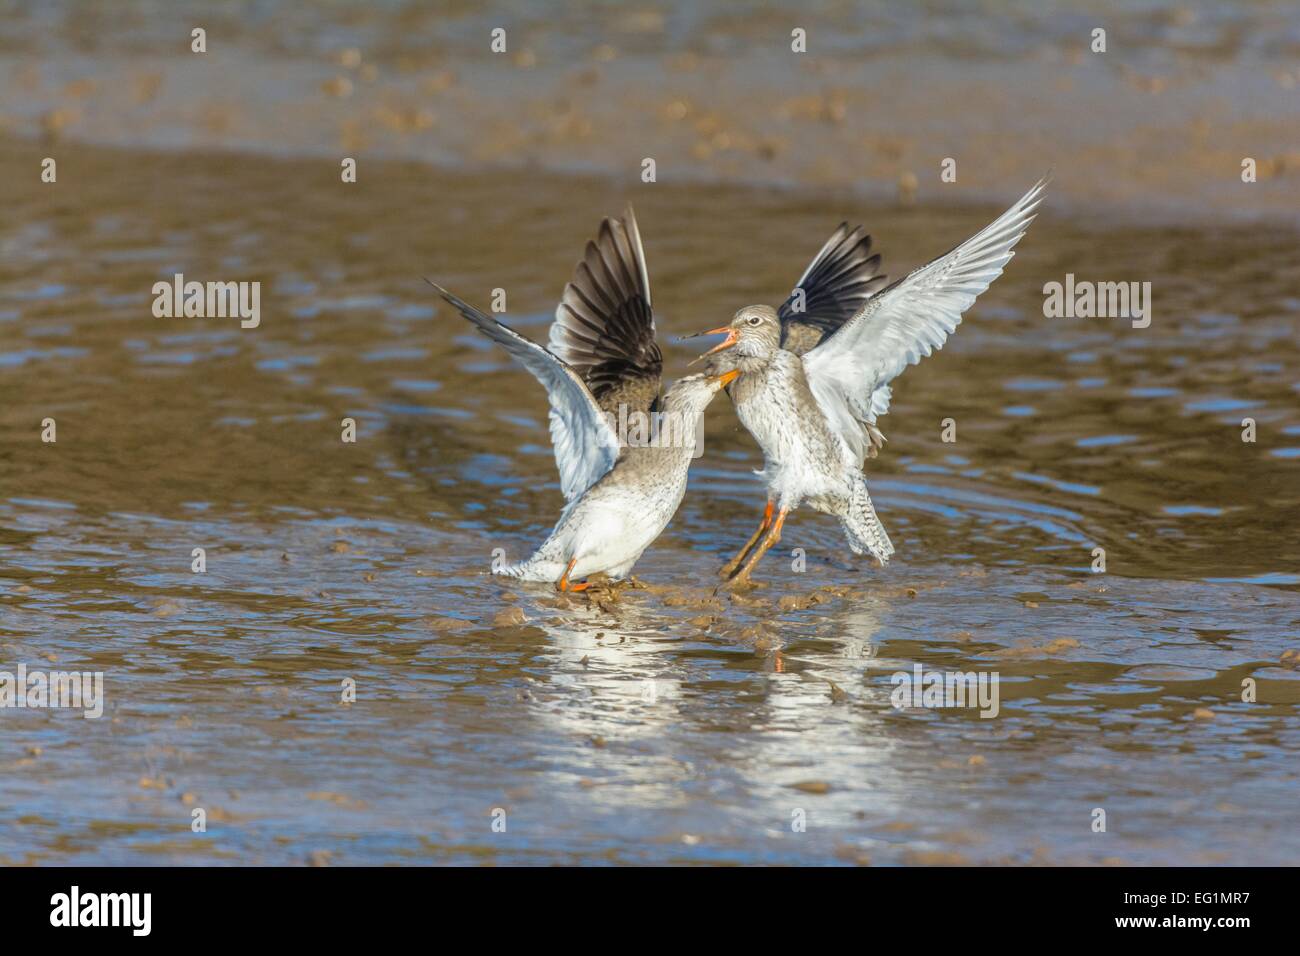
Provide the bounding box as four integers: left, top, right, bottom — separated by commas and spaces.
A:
682, 326, 738, 366
709, 368, 741, 388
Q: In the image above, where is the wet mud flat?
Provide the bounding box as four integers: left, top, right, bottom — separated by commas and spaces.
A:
5, 1, 1300, 227
1, 136, 1299, 864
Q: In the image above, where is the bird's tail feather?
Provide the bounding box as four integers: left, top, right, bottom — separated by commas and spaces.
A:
494, 556, 565, 582
841, 479, 894, 565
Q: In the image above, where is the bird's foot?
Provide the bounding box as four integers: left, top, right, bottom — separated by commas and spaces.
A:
718, 556, 745, 578
557, 557, 585, 593
720, 503, 775, 578
583, 572, 626, 593
718, 570, 761, 592
719, 506, 787, 590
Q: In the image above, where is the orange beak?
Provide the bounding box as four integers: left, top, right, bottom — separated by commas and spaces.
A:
710, 368, 741, 387
684, 326, 738, 366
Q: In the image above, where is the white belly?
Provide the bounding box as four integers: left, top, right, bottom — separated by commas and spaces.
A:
566, 500, 661, 578
505, 467, 686, 582
736, 386, 848, 509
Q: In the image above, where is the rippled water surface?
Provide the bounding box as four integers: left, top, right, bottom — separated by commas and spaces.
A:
2, 133, 1298, 865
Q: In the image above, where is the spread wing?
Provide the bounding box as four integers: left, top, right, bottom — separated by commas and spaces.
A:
802, 178, 1047, 463
777, 223, 888, 356
429, 281, 620, 501
549, 206, 663, 416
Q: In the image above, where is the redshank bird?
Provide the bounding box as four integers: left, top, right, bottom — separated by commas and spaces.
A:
687, 179, 1047, 585
429, 207, 738, 591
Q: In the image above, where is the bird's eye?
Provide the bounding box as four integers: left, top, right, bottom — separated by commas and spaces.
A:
747, 315, 762, 326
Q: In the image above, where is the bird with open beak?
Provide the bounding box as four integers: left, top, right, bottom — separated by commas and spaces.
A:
431, 206, 739, 592
683, 179, 1047, 585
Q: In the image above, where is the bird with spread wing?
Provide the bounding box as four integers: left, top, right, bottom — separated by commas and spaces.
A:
430, 207, 737, 591
686, 179, 1047, 585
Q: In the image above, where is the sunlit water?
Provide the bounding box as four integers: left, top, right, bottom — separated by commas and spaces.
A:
2, 134, 1297, 864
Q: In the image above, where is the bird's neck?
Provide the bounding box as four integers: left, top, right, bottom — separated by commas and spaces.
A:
735, 350, 777, 373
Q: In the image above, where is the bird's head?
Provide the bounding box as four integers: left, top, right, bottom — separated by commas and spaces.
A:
652, 369, 739, 457
663, 368, 741, 417
681, 305, 781, 365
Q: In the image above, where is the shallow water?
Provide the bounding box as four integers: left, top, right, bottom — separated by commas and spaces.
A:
1, 132, 1297, 865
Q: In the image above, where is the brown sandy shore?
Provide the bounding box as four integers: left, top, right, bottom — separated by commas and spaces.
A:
3, 1, 1300, 226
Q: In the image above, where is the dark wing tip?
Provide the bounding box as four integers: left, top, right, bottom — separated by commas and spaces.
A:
550, 207, 661, 411
424, 277, 467, 311
778, 220, 888, 351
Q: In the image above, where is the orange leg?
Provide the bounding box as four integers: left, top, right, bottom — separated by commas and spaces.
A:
557, 557, 592, 593
728, 506, 789, 586
720, 501, 774, 578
